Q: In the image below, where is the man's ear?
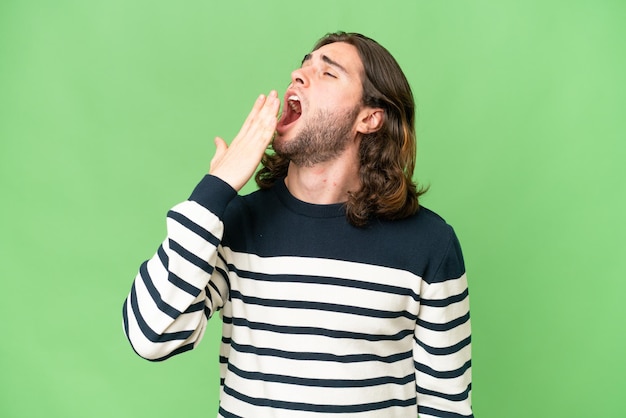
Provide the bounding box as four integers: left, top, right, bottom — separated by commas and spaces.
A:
356, 108, 384, 134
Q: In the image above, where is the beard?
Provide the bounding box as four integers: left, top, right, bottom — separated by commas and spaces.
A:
273, 107, 360, 167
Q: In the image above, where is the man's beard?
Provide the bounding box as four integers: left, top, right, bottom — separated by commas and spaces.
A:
273, 107, 359, 167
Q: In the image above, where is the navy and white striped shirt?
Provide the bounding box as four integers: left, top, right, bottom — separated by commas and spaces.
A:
123, 174, 473, 417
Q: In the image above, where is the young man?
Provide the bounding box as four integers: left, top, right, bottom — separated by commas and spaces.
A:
123, 32, 473, 418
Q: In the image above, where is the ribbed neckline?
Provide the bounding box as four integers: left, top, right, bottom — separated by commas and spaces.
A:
273, 178, 347, 219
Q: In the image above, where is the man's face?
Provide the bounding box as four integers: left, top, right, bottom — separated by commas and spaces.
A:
273, 42, 366, 166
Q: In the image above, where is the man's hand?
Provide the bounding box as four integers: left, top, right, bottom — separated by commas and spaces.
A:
210, 91, 280, 191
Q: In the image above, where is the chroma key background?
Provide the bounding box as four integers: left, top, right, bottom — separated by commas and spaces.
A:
1, 1, 624, 417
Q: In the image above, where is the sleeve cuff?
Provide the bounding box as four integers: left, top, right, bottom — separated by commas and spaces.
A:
188, 175, 238, 218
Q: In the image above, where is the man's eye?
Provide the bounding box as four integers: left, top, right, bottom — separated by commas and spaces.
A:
324, 72, 337, 78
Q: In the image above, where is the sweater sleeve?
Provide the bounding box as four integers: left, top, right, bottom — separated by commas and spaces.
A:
414, 226, 473, 417
122, 175, 237, 361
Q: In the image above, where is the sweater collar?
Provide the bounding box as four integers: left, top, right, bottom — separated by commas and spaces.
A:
273, 178, 346, 219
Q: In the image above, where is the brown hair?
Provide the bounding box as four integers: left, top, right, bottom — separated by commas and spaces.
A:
256, 32, 426, 227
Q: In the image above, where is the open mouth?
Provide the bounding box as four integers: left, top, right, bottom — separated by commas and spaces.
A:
277, 95, 302, 133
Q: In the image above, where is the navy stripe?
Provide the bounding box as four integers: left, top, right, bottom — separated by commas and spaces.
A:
415, 335, 471, 356
230, 290, 416, 320
227, 363, 414, 388
204, 280, 225, 318
417, 382, 471, 403
416, 359, 472, 379
205, 285, 214, 309
149, 343, 195, 362
421, 288, 469, 308
205, 283, 215, 306
123, 299, 196, 362
418, 405, 474, 418
122, 299, 130, 337
228, 264, 419, 302
217, 407, 243, 418
417, 312, 470, 332
129, 283, 194, 343
232, 316, 413, 342
209, 264, 230, 295
223, 385, 416, 413
168, 270, 202, 297
210, 270, 228, 291
156, 244, 168, 265
230, 341, 412, 364
139, 261, 182, 319
168, 239, 214, 276
167, 209, 221, 247
185, 300, 204, 313
216, 251, 228, 268
157, 244, 203, 297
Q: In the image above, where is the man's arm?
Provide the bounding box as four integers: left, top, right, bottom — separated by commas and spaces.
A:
122, 92, 279, 361
122, 176, 234, 360
414, 228, 473, 417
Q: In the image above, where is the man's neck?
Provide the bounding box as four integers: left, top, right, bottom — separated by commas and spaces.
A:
284, 151, 361, 205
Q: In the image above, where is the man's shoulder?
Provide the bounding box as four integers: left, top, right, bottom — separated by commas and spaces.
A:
375, 206, 458, 258
387, 205, 454, 237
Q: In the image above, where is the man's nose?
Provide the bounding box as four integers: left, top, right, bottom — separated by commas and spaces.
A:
291, 67, 309, 87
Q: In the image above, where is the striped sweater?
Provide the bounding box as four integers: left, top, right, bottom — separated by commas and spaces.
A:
123, 174, 473, 418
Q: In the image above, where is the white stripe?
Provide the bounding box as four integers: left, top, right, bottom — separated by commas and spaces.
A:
415, 320, 471, 350
170, 200, 223, 236
223, 368, 415, 405
420, 273, 468, 299
224, 247, 422, 291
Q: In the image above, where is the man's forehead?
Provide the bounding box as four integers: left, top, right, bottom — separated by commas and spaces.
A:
302, 42, 363, 74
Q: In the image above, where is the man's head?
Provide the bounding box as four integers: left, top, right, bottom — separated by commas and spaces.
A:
312, 32, 416, 172
274, 40, 382, 166
257, 32, 424, 226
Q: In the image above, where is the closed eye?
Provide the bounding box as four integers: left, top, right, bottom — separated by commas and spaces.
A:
324, 72, 337, 78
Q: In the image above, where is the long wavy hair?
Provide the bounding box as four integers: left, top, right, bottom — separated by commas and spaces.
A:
256, 32, 426, 227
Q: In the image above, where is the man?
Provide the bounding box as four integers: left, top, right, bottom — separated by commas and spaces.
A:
123, 32, 473, 418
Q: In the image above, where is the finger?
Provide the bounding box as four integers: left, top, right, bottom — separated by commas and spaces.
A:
252, 91, 280, 135
259, 90, 280, 119
237, 91, 280, 140
236, 93, 270, 139
256, 95, 280, 138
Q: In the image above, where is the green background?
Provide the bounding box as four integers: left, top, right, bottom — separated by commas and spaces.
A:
1, 1, 624, 417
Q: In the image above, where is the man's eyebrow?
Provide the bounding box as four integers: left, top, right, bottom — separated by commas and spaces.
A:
301, 53, 348, 74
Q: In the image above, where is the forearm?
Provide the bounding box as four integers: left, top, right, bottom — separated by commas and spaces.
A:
123, 175, 236, 361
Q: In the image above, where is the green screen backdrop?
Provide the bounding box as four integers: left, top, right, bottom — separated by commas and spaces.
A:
1, 1, 625, 417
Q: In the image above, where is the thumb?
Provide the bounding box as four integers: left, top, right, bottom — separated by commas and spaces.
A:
210, 136, 228, 171
214, 136, 228, 152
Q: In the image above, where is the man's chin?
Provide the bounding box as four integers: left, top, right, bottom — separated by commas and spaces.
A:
272, 132, 293, 153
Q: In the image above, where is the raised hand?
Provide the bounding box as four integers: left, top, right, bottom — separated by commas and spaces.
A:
210, 91, 280, 191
